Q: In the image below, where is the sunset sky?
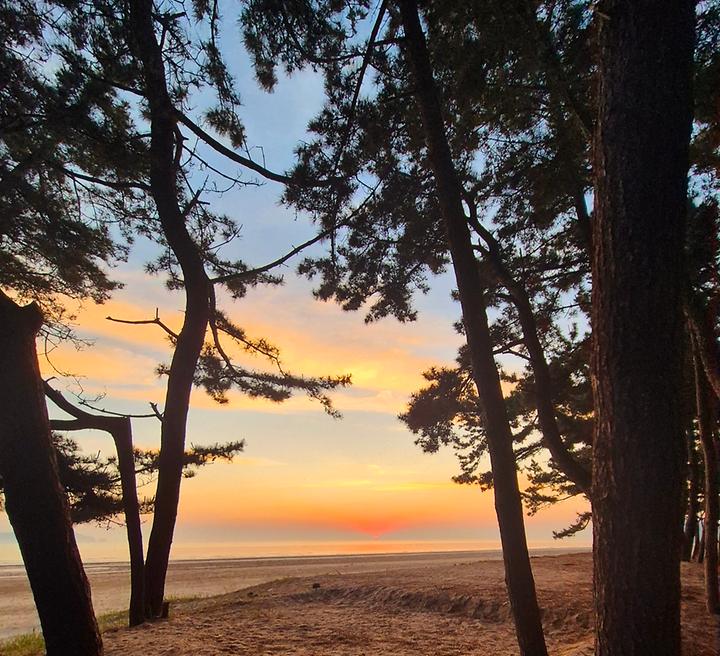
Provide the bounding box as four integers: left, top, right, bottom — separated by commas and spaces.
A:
0, 27, 590, 563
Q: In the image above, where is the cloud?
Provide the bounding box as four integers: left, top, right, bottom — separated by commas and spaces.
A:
42, 276, 467, 418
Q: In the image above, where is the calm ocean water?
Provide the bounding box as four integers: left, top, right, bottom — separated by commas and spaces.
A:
0, 538, 588, 573
0, 539, 513, 568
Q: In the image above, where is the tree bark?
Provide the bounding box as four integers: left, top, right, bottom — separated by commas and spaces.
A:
591, 2, 695, 654
112, 417, 146, 625
126, 0, 211, 618
692, 343, 720, 613
398, 2, 547, 654
45, 384, 146, 627
0, 291, 102, 655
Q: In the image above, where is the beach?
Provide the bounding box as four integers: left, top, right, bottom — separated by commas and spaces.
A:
0, 549, 524, 639
3, 551, 717, 655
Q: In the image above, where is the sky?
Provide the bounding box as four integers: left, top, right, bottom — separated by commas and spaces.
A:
0, 10, 590, 563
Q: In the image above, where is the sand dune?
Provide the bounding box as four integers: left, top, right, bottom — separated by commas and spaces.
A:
101, 553, 718, 655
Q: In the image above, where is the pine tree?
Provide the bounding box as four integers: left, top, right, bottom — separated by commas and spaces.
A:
0, 0, 147, 649
29, 0, 353, 617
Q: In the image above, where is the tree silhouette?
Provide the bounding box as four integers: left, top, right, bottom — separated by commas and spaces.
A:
28, 0, 354, 618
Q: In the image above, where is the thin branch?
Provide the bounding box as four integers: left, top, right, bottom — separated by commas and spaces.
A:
106, 308, 179, 340
212, 175, 382, 286
60, 166, 151, 192
333, 0, 389, 171
45, 379, 161, 421
45, 381, 99, 423
277, 4, 364, 65
176, 111, 294, 185
182, 143, 260, 189
149, 402, 163, 421
77, 398, 161, 420
211, 220, 345, 285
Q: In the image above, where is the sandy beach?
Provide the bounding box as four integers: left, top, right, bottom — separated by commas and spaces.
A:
0, 549, 527, 639
4, 551, 715, 655
100, 552, 717, 656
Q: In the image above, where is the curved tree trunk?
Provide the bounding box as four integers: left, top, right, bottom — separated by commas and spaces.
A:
126, 0, 211, 618
398, 3, 547, 654
692, 344, 720, 613
45, 384, 146, 627
592, 2, 694, 654
474, 227, 592, 493
0, 291, 102, 655
687, 294, 720, 401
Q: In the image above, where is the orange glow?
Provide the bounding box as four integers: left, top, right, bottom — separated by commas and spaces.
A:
37, 282, 590, 549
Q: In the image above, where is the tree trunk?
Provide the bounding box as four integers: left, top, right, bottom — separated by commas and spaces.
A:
398, 3, 547, 654
46, 384, 146, 627
686, 293, 720, 401
126, 0, 211, 618
113, 417, 147, 626
682, 430, 701, 562
592, 2, 694, 654
693, 344, 720, 613
691, 522, 703, 562
0, 291, 102, 655
476, 230, 591, 493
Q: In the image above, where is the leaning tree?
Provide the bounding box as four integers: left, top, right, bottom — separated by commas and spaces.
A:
36, 0, 353, 619
0, 0, 145, 650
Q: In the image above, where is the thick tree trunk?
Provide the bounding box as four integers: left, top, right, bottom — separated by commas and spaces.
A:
591, 2, 694, 654
398, 3, 547, 654
682, 431, 701, 562
46, 384, 146, 628
693, 345, 720, 613
0, 292, 102, 655
126, 0, 211, 618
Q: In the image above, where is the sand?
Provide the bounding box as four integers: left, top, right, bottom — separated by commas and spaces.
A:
0, 550, 517, 639
2, 552, 717, 654
99, 553, 715, 655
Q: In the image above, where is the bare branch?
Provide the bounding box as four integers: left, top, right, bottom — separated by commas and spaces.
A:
332, 0, 389, 171
211, 220, 343, 285
59, 166, 151, 192
175, 111, 293, 185
106, 309, 179, 340
45, 379, 161, 421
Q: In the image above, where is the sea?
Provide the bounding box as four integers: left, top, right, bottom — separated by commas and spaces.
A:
0, 537, 587, 567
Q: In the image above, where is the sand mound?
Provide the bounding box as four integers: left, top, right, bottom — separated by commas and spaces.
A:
291, 584, 510, 622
